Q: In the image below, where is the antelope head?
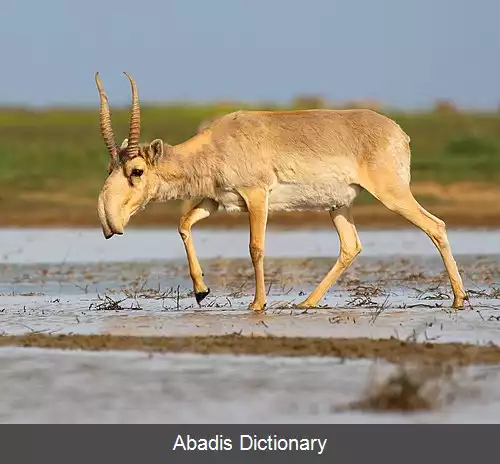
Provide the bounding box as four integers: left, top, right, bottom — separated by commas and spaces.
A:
95, 72, 165, 239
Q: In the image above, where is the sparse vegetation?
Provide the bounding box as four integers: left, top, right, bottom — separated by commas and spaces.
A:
346, 363, 457, 412
89, 294, 142, 311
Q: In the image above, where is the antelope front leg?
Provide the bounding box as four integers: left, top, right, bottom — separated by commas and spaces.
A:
178, 198, 218, 304
238, 188, 269, 312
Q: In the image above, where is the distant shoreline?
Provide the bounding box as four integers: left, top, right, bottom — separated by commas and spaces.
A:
0, 201, 499, 229
2, 180, 499, 229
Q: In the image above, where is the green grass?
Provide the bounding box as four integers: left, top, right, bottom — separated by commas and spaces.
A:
392, 112, 500, 183
1, 104, 500, 202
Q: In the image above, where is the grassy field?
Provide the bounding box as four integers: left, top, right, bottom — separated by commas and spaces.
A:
1, 104, 500, 228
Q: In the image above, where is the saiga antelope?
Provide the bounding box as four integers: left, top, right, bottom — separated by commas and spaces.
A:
95, 72, 468, 312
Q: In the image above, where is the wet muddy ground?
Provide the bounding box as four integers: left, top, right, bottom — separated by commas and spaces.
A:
2, 348, 500, 423
1, 227, 500, 422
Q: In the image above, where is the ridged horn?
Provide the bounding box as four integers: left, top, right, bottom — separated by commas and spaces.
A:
123, 72, 141, 158
95, 72, 118, 160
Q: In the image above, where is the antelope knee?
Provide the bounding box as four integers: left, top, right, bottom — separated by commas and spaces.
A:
178, 223, 191, 242
249, 244, 264, 263
353, 240, 363, 256
432, 219, 449, 248
339, 243, 361, 266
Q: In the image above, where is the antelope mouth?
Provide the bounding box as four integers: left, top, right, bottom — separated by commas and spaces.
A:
103, 219, 124, 239
106, 216, 126, 238
104, 229, 123, 240
102, 222, 123, 239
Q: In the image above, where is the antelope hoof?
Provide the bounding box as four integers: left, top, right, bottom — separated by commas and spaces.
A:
296, 299, 317, 309
249, 301, 266, 312
452, 297, 466, 310
195, 289, 210, 305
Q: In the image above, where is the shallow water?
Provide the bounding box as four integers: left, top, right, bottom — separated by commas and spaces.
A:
0, 227, 499, 264
2, 227, 500, 423
1, 228, 500, 344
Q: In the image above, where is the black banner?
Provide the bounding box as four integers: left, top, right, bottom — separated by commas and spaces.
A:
0, 424, 491, 463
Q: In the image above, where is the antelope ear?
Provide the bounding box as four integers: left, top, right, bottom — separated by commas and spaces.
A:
120, 138, 129, 150
149, 139, 164, 163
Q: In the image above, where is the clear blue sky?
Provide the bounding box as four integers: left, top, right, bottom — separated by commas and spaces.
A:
1, 0, 499, 109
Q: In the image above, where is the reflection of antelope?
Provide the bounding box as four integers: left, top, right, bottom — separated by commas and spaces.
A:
95, 72, 467, 311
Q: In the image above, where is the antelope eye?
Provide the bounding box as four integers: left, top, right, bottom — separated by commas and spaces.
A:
131, 168, 143, 177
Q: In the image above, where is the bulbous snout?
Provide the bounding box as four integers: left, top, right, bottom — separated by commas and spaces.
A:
97, 190, 124, 239
97, 176, 130, 239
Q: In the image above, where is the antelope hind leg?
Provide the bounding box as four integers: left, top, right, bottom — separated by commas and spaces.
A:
364, 181, 467, 309
297, 206, 362, 308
